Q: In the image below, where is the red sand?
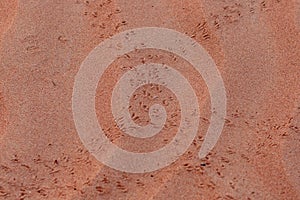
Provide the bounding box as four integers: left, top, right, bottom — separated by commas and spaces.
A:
0, 0, 299, 199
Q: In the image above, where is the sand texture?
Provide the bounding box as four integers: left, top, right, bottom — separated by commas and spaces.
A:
0, 0, 299, 199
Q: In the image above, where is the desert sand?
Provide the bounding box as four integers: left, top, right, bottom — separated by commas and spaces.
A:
0, 0, 299, 199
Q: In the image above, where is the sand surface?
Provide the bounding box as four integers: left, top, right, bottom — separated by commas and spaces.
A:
0, 0, 299, 199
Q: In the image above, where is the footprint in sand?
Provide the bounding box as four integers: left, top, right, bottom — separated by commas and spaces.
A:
281, 105, 300, 197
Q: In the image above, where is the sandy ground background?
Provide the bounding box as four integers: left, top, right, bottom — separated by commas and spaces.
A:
0, 0, 299, 199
